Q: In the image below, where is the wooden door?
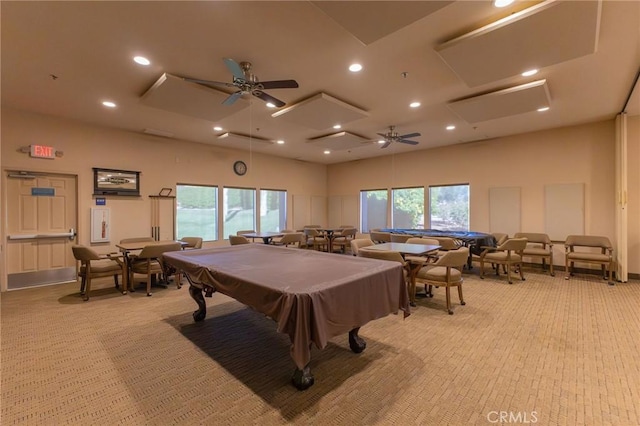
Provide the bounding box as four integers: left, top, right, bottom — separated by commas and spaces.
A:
6, 172, 77, 289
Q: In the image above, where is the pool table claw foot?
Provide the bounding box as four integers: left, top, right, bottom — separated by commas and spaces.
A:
189, 285, 207, 322
348, 327, 366, 353
292, 365, 314, 390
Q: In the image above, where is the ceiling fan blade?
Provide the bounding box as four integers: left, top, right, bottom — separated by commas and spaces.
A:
253, 91, 285, 107
223, 58, 245, 80
259, 80, 299, 90
376, 133, 387, 138
381, 141, 392, 149
183, 77, 235, 88
399, 132, 421, 139
222, 91, 243, 106
398, 139, 419, 145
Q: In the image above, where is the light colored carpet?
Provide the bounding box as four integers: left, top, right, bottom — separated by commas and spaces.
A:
1, 264, 639, 425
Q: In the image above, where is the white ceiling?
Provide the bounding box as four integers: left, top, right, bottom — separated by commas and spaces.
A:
2, 1, 639, 165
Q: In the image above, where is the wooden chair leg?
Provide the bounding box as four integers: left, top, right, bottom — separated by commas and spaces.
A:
83, 277, 91, 301
507, 265, 513, 284
519, 263, 525, 281
146, 273, 152, 296
458, 285, 465, 306
80, 275, 87, 295
445, 287, 452, 315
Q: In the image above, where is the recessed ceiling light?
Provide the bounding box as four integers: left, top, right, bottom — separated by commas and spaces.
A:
446, 125, 456, 130
494, 0, 514, 7
266, 102, 276, 108
349, 63, 363, 72
102, 101, 116, 108
537, 106, 550, 112
213, 126, 223, 131
324, 150, 331, 154
409, 102, 421, 108
522, 69, 538, 77
133, 56, 150, 66
333, 124, 341, 129
276, 140, 285, 145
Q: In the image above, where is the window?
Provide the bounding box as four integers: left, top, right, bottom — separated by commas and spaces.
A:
176, 184, 218, 241
429, 184, 469, 231
223, 187, 256, 238
360, 189, 388, 233
260, 189, 287, 232
392, 187, 425, 229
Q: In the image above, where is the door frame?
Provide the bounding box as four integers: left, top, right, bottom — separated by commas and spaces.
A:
1, 168, 79, 292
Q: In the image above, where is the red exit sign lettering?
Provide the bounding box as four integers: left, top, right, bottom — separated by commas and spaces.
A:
30, 145, 56, 159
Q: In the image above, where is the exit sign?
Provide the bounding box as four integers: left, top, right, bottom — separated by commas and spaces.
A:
30, 144, 56, 159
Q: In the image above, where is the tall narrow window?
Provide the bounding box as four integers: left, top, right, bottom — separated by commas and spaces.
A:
429, 184, 470, 231
360, 189, 388, 232
260, 189, 287, 232
223, 187, 256, 238
176, 184, 218, 241
392, 187, 425, 229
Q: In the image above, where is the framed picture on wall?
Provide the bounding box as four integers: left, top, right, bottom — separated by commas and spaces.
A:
93, 168, 140, 196
90, 207, 110, 243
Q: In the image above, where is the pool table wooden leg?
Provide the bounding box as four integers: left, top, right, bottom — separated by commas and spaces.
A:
348, 327, 366, 353
189, 285, 207, 322
292, 365, 314, 390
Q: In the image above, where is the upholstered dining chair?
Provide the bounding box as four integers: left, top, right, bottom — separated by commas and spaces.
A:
272, 232, 304, 248
350, 238, 375, 256
514, 232, 554, 276
479, 237, 528, 284
357, 248, 409, 287
179, 236, 203, 249
331, 227, 357, 253
128, 242, 182, 296
304, 228, 329, 251
564, 235, 614, 285
229, 235, 250, 245
72, 245, 124, 301
415, 247, 469, 315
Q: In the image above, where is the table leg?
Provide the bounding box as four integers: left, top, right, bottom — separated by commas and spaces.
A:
292, 364, 314, 390
348, 327, 366, 353
189, 285, 207, 322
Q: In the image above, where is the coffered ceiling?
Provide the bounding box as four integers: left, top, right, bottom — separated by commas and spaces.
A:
2, 1, 638, 165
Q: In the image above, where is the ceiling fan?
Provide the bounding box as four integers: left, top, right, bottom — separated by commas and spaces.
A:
181, 58, 299, 108
376, 126, 421, 149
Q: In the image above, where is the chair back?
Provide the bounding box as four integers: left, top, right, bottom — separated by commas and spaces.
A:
279, 232, 304, 245
120, 237, 154, 244
304, 228, 322, 237
350, 238, 374, 255
405, 237, 438, 246
180, 236, 203, 249
514, 232, 551, 245
433, 247, 469, 267
497, 237, 528, 252
339, 227, 357, 238
369, 231, 391, 243
564, 235, 612, 249
72, 245, 102, 262
136, 242, 182, 259
358, 248, 405, 264
431, 237, 461, 250
492, 233, 509, 245
229, 235, 250, 245
390, 234, 411, 243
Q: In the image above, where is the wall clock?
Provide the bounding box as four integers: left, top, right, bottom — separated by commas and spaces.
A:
233, 160, 247, 176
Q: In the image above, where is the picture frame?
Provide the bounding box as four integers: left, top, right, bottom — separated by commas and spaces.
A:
93, 168, 140, 196
90, 207, 111, 243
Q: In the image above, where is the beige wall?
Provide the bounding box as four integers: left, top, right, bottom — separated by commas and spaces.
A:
2, 109, 638, 290
327, 118, 639, 275
1, 109, 327, 289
